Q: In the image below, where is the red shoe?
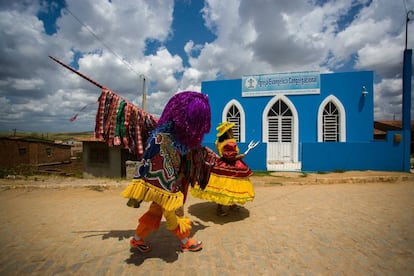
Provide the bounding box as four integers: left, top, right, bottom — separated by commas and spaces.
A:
130, 238, 151, 253
180, 239, 203, 252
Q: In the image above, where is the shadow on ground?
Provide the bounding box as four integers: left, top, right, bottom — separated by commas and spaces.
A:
73, 220, 208, 265
188, 202, 250, 225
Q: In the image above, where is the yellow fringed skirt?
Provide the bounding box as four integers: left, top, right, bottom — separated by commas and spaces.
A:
121, 179, 184, 212
190, 173, 255, 206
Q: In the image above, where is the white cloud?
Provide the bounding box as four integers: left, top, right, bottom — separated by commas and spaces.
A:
355, 36, 404, 77
374, 78, 404, 120
0, 0, 413, 133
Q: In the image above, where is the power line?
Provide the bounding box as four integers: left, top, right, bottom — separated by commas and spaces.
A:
63, 6, 148, 107
63, 7, 141, 77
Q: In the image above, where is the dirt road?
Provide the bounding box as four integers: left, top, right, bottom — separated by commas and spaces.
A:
0, 171, 413, 275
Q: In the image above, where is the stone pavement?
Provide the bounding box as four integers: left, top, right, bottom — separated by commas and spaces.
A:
0, 171, 414, 275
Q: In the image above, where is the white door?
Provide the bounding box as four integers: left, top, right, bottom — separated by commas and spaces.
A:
266, 100, 294, 164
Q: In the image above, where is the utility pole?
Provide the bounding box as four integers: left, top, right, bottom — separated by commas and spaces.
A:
405, 10, 414, 50
402, 10, 413, 172
141, 75, 147, 112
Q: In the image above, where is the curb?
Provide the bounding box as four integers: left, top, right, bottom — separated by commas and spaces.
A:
1, 174, 414, 190
251, 174, 414, 186
0, 183, 128, 190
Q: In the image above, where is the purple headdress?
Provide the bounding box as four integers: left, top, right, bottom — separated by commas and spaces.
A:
157, 91, 211, 149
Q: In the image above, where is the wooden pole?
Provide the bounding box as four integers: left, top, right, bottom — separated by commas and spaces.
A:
49, 55, 104, 89
141, 75, 147, 112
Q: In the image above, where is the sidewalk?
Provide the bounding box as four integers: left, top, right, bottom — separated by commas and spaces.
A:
0, 171, 413, 275
256, 170, 414, 185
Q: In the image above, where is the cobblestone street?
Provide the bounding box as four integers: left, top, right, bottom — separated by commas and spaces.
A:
0, 172, 413, 275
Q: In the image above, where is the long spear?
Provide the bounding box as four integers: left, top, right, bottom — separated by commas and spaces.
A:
48, 55, 104, 89
49, 55, 105, 122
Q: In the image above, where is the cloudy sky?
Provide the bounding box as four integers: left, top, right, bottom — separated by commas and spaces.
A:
0, 0, 413, 133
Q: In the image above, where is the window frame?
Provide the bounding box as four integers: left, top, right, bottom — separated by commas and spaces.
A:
222, 100, 246, 142
317, 95, 346, 142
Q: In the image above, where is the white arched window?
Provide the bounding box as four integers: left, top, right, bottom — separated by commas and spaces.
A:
318, 95, 346, 142
222, 100, 245, 142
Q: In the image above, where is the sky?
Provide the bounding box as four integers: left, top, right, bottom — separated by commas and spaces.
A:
0, 0, 413, 134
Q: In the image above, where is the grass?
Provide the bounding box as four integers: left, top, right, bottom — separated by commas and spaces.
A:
252, 171, 273, 176
0, 165, 37, 179
317, 169, 346, 174
0, 131, 94, 141
268, 182, 284, 186
253, 171, 309, 178
86, 185, 109, 192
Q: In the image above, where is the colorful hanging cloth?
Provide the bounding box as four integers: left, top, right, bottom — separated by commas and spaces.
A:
94, 87, 158, 158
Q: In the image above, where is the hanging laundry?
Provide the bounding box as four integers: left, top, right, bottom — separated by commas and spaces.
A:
94, 87, 158, 158
48, 56, 158, 159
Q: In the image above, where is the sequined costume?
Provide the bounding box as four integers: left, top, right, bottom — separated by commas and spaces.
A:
121, 91, 211, 252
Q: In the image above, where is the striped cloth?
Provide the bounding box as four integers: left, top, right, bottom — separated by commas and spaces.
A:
94, 88, 158, 158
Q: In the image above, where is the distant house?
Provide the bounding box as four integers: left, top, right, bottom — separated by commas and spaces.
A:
0, 137, 71, 169
374, 120, 414, 153
81, 137, 137, 178
56, 138, 83, 158
79, 87, 157, 178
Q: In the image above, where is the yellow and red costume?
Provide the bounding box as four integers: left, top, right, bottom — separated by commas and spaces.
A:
191, 122, 255, 206
121, 132, 194, 240
121, 91, 211, 252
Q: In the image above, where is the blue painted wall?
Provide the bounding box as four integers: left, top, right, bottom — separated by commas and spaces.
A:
202, 79, 268, 143
201, 71, 406, 172
301, 131, 404, 172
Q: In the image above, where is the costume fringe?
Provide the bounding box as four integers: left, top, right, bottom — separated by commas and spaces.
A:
121, 179, 184, 211
190, 173, 255, 206
170, 217, 192, 239
177, 216, 191, 234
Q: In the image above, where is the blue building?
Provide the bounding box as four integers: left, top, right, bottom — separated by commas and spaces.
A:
201, 70, 406, 172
